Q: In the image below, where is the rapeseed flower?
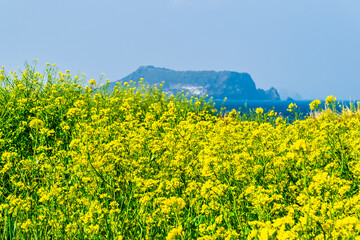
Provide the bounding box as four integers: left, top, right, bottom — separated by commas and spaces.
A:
1, 63, 360, 239
309, 99, 321, 111
88, 79, 96, 85
166, 226, 184, 240
325, 95, 336, 105
287, 102, 297, 112
256, 107, 264, 115
29, 118, 44, 130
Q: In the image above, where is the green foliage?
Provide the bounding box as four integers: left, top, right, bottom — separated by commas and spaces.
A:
1, 62, 360, 239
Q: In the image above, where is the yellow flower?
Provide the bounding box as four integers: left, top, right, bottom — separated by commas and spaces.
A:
268, 110, 276, 117
29, 118, 44, 130
287, 102, 297, 112
309, 99, 321, 111
89, 79, 96, 85
256, 107, 264, 115
69, 139, 81, 149
166, 226, 183, 240
325, 95, 336, 105
20, 219, 33, 232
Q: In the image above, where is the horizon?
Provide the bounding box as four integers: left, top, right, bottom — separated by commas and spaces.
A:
113, 65, 356, 101
1, 61, 356, 101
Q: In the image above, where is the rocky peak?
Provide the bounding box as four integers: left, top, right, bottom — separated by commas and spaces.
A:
110, 66, 280, 100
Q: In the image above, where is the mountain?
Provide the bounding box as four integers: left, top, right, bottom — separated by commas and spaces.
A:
110, 66, 280, 100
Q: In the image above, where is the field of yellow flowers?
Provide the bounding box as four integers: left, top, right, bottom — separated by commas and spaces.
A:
1, 63, 360, 239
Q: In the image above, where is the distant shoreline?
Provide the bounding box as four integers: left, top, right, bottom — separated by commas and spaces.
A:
213, 99, 359, 117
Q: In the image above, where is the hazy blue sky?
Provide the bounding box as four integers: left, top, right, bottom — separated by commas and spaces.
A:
1, 0, 360, 100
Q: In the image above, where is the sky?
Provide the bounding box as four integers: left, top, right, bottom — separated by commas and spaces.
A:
1, 0, 360, 100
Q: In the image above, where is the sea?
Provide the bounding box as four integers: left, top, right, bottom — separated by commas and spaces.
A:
212, 99, 358, 118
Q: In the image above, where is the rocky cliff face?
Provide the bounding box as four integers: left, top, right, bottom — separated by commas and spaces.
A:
110, 66, 280, 100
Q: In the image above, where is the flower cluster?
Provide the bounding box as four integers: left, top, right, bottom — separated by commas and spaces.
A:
1, 62, 360, 239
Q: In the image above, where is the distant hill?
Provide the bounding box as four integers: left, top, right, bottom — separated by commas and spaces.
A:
109, 66, 280, 100
278, 88, 302, 101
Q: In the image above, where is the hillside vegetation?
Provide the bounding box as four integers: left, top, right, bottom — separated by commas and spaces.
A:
111, 66, 280, 100
1, 63, 360, 239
